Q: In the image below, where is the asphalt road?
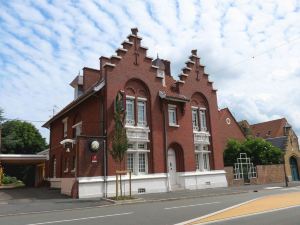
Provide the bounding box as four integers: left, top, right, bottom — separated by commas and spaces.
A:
206, 205, 300, 225
0, 187, 299, 225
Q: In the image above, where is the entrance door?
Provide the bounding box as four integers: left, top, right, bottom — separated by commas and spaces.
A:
168, 149, 177, 186
290, 157, 299, 181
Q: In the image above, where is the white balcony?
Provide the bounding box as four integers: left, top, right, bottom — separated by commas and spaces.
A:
193, 131, 210, 145
125, 125, 150, 142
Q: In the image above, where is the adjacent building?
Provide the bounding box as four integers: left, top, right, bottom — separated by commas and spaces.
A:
249, 118, 300, 181
43, 28, 245, 198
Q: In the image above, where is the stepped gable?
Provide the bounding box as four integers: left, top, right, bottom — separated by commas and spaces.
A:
99, 28, 155, 79
178, 49, 217, 93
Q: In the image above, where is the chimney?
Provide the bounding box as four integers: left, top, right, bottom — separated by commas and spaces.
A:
163, 60, 171, 76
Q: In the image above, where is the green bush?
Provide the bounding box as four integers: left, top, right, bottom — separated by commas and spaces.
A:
2, 176, 18, 184
224, 137, 283, 166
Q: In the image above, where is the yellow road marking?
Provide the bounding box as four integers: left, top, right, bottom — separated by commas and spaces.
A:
186, 192, 300, 224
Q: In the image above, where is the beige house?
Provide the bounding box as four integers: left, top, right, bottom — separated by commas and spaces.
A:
242, 118, 300, 182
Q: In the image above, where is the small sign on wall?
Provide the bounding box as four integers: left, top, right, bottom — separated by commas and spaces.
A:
91, 155, 98, 163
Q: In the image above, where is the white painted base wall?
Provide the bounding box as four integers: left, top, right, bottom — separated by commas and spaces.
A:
48, 178, 61, 189
74, 170, 227, 199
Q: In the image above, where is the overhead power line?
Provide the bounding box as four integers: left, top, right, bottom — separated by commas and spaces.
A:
211, 36, 300, 74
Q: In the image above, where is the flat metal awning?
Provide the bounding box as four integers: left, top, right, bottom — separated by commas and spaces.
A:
0, 154, 47, 165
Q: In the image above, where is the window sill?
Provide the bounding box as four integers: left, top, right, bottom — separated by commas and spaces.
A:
64, 170, 69, 173
169, 124, 180, 128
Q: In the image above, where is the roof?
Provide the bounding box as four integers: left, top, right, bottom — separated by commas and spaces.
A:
266, 136, 288, 151
42, 80, 105, 128
0, 154, 47, 164
250, 118, 287, 138
158, 91, 189, 102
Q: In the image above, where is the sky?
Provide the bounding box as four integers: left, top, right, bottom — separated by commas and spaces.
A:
0, 0, 300, 142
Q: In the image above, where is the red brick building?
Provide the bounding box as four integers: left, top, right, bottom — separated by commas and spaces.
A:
43, 28, 243, 198
218, 108, 246, 153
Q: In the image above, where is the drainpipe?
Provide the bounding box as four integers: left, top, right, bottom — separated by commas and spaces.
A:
161, 99, 170, 192
103, 67, 108, 198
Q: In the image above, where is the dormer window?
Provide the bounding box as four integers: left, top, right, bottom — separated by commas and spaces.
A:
157, 69, 165, 78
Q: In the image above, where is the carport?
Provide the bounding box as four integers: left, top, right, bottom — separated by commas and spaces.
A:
0, 153, 48, 187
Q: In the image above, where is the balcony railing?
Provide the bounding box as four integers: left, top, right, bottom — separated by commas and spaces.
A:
193, 131, 210, 145
126, 126, 150, 142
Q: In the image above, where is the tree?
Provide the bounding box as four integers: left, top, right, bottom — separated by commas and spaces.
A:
110, 92, 128, 198
1, 120, 46, 154
0, 108, 4, 124
224, 137, 283, 166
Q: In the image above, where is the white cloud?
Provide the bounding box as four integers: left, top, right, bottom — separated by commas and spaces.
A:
0, 0, 300, 141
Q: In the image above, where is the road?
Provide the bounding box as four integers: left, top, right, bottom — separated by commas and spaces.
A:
0, 187, 299, 225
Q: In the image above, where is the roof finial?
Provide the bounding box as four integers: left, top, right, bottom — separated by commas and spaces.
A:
191, 49, 197, 56
131, 27, 138, 35
78, 70, 81, 76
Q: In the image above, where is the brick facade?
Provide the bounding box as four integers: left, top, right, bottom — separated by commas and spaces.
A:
43, 28, 245, 197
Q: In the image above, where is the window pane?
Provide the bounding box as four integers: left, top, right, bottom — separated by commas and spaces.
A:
127, 153, 134, 172
192, 109, 199, 130
138, 143, 146, 149
137, 101, 146, 126
200, 110, 207, 130
168, 107, 176, 125
138, 153, 146, 173
203, 153, 210, 170
126, 99, 134, 125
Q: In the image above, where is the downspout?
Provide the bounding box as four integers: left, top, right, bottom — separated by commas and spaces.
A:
103, 67, 108, 198
161, 99, 170, 192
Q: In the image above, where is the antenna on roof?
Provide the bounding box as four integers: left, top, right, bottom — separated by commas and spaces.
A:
78, 70, 81, 76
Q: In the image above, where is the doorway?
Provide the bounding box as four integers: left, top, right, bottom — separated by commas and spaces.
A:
168, 149, 177, 187
290, 157, 299, 181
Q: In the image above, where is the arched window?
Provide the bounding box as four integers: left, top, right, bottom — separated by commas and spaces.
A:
191, 92, 211, 172
124, 79, 150, 175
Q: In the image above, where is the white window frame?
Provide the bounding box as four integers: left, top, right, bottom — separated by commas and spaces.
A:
72, 121, 82, 137
62, 117, 68, 138
192, 108, 199, 131
126, 96, 135, 126
127, 142, 149, 175
168, 104, 178, 127
195, 145, 210, 171
199, 109, 207, 131
71, 155, 76, 173
127, 153, 134, 173
137, 99, 147, 127
64, 157, 69, 173
138, 153, 147, 173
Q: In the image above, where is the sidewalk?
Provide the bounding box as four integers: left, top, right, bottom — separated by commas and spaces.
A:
132, 182, 300, 203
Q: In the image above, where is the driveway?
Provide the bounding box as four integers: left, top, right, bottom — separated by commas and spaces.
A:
0, 187, 67, 202
0, 187, 111, 216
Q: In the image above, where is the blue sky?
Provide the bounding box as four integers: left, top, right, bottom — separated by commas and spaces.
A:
0, 0, 300, 141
